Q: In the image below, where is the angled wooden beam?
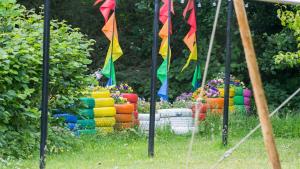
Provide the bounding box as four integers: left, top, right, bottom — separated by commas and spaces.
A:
254, 0, 300, 5
233, 0, 281, 169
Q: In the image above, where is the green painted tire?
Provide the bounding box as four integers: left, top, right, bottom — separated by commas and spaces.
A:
234, 96, 244, 105
234, 105, 247, 114
80, 98, 95, 108
234, 87, 243, 96
78, 109, 94, 119
76, 129, 97, 135
77, 119, 96, 129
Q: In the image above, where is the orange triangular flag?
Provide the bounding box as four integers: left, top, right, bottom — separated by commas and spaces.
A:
183, 32, 196, 51
102, 12, 118, 41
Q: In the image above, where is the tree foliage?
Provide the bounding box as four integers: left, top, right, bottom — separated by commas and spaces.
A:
0, 0, 96, 158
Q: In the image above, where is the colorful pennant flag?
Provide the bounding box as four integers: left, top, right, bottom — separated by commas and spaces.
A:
157, 0, 173, 101
182, 0, 202, 89
94, 0, 123, 86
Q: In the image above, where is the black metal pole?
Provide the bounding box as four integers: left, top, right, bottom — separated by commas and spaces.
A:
222, 0, 233, 146
148, 0, 160, 157
40, 0, 51, 168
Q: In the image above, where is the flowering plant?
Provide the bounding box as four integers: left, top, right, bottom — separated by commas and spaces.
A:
175, 92, 193, 101
138, 98, 150, 113
111, 92, 128, 104
192, 87, 207, 100
109, 83, 133, 94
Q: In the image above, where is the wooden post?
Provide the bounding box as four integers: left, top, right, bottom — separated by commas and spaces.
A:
233, 0, 281, 169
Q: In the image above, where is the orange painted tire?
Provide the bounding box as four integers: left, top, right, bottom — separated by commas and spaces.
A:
121, 93, 138, 103
208, 108, 223, 115
133, 111, 139, 119
114, 122, 133, 130
206, 98, 224, 109
115, 114, 133, 123
114, 103, 134, 114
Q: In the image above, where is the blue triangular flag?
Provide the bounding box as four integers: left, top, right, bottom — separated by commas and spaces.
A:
158, 79, 168, 101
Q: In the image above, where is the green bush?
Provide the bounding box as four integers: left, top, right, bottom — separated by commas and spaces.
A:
0, 0, 96, 158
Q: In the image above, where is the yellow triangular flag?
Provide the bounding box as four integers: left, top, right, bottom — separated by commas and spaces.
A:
182, 44, 197, 71
104, 36, 123, 66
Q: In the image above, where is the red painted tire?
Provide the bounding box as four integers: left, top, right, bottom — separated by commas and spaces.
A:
133, 103, 138, 111
191, 103, 207, 114
133, 111, 139, 119
115, 114, 133, 123
114, 104, 134, 114
121, 93, 138, 103
192, 113, 206, 121
133, 119, 140, 126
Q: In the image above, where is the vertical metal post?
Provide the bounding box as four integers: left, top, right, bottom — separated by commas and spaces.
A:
148, 0, 160, 157
40, 0, 51, 168
222, 0, 233, 146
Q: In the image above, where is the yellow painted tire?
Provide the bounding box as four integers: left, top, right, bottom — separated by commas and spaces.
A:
94, 107, 116, 117
97, 127, 114, 134
229, 98, 234, 106
218, 88, 235, 98
94, 117, 116, 127
94, 98, 114, 108
229, 106, 235, 112
92, 91, 111, 98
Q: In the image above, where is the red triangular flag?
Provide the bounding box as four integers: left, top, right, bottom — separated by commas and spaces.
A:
183, 0, 194, 18
100, 0, 116, 23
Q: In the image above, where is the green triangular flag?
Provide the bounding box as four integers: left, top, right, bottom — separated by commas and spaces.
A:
101, 57, 116, 86
192, 64, 201, 90
157, 59, 168, 83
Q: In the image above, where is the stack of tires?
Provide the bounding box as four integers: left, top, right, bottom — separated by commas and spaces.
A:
77, 98, 97, 135
159, 108, 194, 135
53, 113, 78, 131
114, 103, 135, 130
138, 113, 161, 133
233, 87, 252, 114
91, 91, 116, 134
191, 103, 207, 121
121, 93, 139, 126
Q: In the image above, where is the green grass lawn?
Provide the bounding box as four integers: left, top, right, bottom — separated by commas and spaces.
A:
5, 132, 300, 169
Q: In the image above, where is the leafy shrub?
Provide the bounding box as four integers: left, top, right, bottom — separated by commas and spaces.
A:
0, 0, 96, 158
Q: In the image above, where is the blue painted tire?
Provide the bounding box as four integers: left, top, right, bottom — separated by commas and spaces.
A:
53, 114, 77, 123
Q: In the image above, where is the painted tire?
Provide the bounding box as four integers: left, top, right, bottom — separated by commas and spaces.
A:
245, 105, 251, 112
94, 98, 114, 108
243, 89, 252, 97
229, 106, 235, 112
244, 97, 251, 106
191, 104, 207, 114
171, 127, 195, 135
138, 113, 160, 121
169, 117, 194, 127
133, 103, 138, 111
94, 117, 116, 127
77, 119, 96, 129
229, 98, 234, 106
233, 96, 244, 105
192, 113, 206, 121
206, 98, 224, 109
133, 119, 140, 126
115, 114, 133, 123
94, 107, 116, 117
53, 114, 77, 123
92, 91, 110, 98
234, 87, 244, 96
218, 88, 235, 97
157, 108, 193, 118
97, 127, 114, 134
80, 98, 95, 109
114, 103, 134, 114
76, 129, 97, 135
67, 123, 77, 130
208, 109, 223, 115
133, 111, 139, 119
114, 122, 134, 130
121, 93, 138, 103
234, 105, 247, 113
78, 109, 94, 119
